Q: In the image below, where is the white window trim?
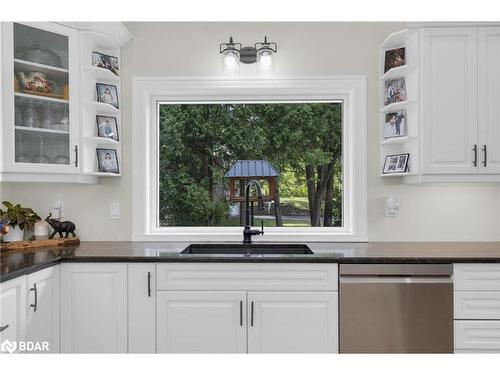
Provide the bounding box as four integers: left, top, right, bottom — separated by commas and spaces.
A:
132, 76, 367, 242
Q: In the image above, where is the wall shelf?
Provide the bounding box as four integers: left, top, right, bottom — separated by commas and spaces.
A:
83, 65, 120, 82
83, 171, 121, 177
88, 101, 120, 114
380, 65, 407, 81
83, 136, 120, 145
381, 136, 410, 145
380, 101, 408, 113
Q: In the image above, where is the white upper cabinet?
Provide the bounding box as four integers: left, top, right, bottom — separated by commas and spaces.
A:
0, 22, 130, 184
60, 263, 127, 353
382, 24, 500, 183
477, 27, 500, 174
421, 27, 478, 174
25, 266, 60, 353
1, 22, 81, 178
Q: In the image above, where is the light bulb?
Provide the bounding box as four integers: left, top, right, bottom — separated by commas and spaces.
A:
257, 50, 273, 72
223, 50, 240, 73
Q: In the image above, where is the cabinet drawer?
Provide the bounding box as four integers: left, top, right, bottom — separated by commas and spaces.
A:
454, 264, 500, 291
454, 320, 500, 353
156, 263, 338, 291
454, 291, 500, 319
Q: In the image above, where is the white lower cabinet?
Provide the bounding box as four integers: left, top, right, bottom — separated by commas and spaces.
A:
60, 263, 127, 353
25, 266, 60, 353
128, 263, 156, 353
454, 320, 500, 353
157, 291, 247, 353
0, 275, 27, 352
453, 263, 500, 353
247, 291, 338, 353
155, 264, 339, 353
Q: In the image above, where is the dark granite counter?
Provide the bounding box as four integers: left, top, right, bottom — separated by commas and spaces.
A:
2, 241, 500, 282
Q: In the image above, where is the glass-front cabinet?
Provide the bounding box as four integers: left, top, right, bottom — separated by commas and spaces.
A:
1, 22, 79, 176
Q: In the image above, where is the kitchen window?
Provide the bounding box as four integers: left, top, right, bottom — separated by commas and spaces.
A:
158, 102, 342, 228
132, 77, 367, 241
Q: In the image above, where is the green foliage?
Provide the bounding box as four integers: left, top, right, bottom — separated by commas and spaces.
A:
279, 169, 308, 197
158, 102, 342, 227
0, 201, 41, 231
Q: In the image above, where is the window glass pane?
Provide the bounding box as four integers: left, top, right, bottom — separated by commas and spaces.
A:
158, 102, 343, 227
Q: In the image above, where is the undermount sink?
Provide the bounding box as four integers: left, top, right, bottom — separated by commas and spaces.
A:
179, 243, 314, 256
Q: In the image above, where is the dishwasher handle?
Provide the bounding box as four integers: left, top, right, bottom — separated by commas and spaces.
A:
340, 275, 452, 284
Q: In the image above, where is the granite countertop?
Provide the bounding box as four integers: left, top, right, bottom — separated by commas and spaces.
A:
2, 241, 500, 282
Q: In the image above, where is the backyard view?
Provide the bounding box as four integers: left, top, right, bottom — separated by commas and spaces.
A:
158, 102, 342, 227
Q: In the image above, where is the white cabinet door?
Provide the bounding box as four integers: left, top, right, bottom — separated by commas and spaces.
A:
157, 291, 246, 353
455, 320, 500, 353
60, 263, 127, 353
1, 22, 80, 176
247, 291, 338, 353
25, 266, 60, 353
128, 263, 155, 353
0, 276, 27, 353
478, 27, 500, 174
421, 27, 478, 174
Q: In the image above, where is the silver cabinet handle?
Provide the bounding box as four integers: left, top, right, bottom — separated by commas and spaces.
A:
473, 145, 478, 167
0, 324, 9, 332
239, 301, 243, 326
74, 145, 78, 167
147, 271, 152, 297
483, 145, 487, 167
30, 283, 37, 311
250, 301, 254, 327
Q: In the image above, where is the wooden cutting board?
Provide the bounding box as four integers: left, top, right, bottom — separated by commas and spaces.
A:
0, 237, 80, 251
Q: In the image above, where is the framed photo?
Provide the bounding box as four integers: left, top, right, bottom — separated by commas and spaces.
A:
96, 148, 120, 174
382, 153, 410, 174
384, 111, 406, 139
96, 83, 119, 109
92, 51, 119, 76
96, 115, 119, 141
384, 78, 406, 106
384, 47, 406, 73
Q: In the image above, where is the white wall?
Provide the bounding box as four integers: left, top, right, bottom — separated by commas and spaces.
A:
1, 22, 499, 241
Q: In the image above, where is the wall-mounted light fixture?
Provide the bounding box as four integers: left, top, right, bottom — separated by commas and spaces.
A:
220, 36, 277, 72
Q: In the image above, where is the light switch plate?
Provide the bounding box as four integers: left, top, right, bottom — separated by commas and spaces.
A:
110, 202, 120, 220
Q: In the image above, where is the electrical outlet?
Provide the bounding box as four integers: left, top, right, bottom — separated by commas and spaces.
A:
52, 198, 63, 219
110, 202, 120, 220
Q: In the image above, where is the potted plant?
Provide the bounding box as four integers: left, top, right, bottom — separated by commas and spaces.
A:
0, 201, 41, 242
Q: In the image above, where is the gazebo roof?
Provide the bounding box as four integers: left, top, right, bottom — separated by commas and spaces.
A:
225, 160, 279, 178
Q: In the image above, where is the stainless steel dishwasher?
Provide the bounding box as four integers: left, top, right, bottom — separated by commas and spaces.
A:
339, 264, 453, 353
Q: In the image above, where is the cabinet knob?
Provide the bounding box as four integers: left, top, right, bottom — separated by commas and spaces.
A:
482, 145, 487, 167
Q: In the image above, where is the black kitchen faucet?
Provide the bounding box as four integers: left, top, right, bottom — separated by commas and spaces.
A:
243, 179, 265, 244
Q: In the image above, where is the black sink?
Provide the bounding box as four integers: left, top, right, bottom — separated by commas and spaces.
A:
180, 243, 314, 256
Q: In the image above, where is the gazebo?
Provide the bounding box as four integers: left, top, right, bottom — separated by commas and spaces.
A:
225, 160, 279, 203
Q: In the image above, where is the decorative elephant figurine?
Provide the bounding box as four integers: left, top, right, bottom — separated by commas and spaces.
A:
45, 213, 76, 239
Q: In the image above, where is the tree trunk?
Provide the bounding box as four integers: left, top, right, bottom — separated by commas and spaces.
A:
305, 165, 316, 218
306, 165, 323, 227
239, 179, 246, 226
323, 162, 334, 227
274, 181, 283, 227
207, 157, 215, 226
